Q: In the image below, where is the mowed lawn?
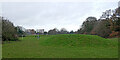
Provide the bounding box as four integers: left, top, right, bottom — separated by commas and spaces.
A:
2, 34, 118, 58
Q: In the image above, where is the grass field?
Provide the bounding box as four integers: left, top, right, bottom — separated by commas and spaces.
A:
2, 34, 118, 58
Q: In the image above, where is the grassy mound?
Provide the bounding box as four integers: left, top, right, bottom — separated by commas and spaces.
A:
2, 34, 118, 58
41, 34, 117, 47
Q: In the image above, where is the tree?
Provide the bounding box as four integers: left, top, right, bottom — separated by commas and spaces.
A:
44, 31, 48, 35
114, 18, 120, 31
70, 30, 74, 34
108, 7, 120, 37
113, 7, 120, 31
2, 17, 18, 41
60, 28, 68, 34
0, 17, 2, 36
15, 26, 26, 37
48, 28, 59, 35
91, 19, 111, 38
78, 17, 97, 34
78, 7, 120, 38
0, 17, 2, 43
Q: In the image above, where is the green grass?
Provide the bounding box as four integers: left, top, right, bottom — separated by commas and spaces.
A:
2, 34, 118, 58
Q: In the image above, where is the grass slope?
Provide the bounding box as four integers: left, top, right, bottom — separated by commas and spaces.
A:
40, 34, 117, 47
2, 34, 118, 58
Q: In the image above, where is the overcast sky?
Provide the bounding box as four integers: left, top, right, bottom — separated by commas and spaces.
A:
1, 1, 119, 32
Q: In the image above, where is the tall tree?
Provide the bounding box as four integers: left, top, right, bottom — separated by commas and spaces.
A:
48, 28, 59, 35
15, 26, 26, 37
78, 17, 97, 34
92, 19, 111, 38
60, 28, 68, 34
2, 17, 18, 41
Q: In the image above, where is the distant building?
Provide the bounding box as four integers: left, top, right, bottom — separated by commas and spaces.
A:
36, 29, 44, 34
25, 29, 36, 35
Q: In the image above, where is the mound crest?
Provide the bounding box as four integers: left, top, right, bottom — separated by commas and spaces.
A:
41, 34, 117, 47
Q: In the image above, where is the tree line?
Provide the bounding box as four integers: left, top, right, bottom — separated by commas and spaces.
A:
1, 7, 120, 41
77, 7, 120, 38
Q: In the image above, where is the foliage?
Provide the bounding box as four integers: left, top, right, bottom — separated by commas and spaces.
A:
44, 31, 48, 35
59, 28, 68, 34
92, 20, 112, 38
48, 28, 59, 35
70, 30, 74, 34
2, 17, 18, 41
0, 17, 2, 37
48, 28, 69, 35
78, 7, 120, 38
15, 26, 26, 37
78, 17, 97, 34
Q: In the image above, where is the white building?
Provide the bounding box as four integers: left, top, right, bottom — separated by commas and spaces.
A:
36, 29, 44, 34
25, 29, 36, 35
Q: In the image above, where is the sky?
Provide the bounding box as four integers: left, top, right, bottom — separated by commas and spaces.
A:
1, 0, 119, 32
